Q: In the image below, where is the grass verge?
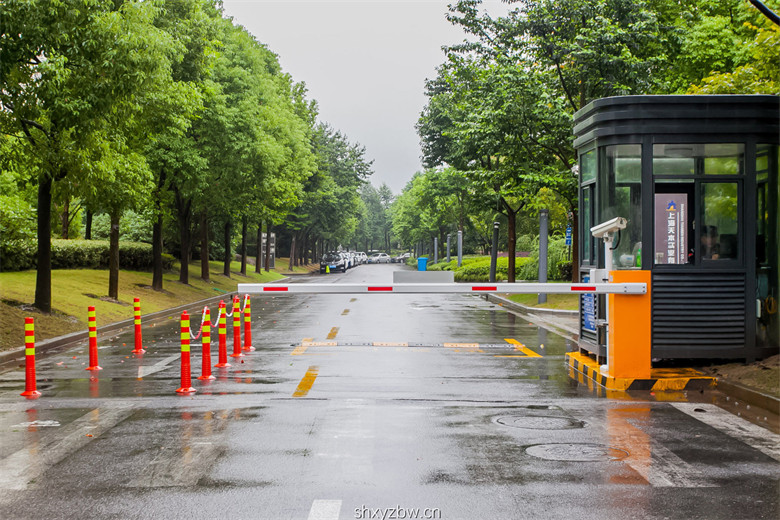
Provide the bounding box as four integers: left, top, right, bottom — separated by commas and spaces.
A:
0, 260, 285, 352
506, 293, 579, 311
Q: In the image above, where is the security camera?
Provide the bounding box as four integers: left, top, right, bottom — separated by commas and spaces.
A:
590, 217, 627, 239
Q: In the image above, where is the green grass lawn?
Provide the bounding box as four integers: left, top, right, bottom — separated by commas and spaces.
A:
0, 260, 284, 352
506, 293, 579, 311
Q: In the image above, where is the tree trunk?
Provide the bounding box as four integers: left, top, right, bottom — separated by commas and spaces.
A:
200, 210, 210, 281
255, 222, 263, 273
60, 197, 70, 239
34, 176, 53, 313
301, 233, 308, 266
223, 220, 232, 277
240, 217, 248, 275
108, 211, 120, 299
264, 225, 272, 272
151, 169, 166, 290
85, 209, 93, 240
175, 191, 192, 285
288, 235, 296, 270
152, 212, 164, 291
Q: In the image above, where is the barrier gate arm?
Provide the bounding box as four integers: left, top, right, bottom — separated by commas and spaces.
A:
236, 282, 646, 295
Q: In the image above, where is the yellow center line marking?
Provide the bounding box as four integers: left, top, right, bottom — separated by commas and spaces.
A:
293, 366, 319, 397
341, 309, 350, 316
504, 338, 543, 357
327, 327, 339, 340
349, 298, 357, 302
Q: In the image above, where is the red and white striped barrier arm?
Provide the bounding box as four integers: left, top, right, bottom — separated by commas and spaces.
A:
237, 282, 646, 295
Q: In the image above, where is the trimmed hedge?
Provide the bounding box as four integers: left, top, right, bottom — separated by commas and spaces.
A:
0, 239, 174, 272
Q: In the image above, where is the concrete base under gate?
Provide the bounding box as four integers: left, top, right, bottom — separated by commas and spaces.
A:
566, 352, 716, 393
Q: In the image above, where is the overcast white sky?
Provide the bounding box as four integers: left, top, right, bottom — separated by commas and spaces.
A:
221, 0, 510, 194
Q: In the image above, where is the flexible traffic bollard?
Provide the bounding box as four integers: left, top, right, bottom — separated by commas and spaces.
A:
86, 306, 102, 371
243, 294, 255, 352
176, 311, 196, 394
230, 295, 243, 358
21, 317, 41, 398
132, 297, 145, 354
198, 307, 215, 381
215, 300, 230, 368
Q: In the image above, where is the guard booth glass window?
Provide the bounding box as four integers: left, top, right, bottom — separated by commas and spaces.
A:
580, 149, 596, 265
700, 183, 739, 260
599, 145, 642, 269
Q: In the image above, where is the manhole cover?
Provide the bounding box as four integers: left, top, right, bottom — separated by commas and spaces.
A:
525, 443, 628, 462
495, 415, 585, 430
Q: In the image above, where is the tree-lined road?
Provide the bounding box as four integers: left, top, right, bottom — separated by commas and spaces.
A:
0, 264, 778, 519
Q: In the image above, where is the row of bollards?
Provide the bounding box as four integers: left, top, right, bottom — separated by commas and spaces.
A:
20, 294, 254, 399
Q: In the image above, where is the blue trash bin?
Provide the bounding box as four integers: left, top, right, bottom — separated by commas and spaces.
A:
417, 257, 428, 271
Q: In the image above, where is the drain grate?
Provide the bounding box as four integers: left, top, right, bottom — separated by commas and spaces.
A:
494, 415, 585, 430
525, 443, 629, 462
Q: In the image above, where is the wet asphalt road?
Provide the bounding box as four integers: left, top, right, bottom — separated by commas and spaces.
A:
0, 264, 778, 520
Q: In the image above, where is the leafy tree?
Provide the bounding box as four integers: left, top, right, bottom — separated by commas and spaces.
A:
1, 0, 175, 311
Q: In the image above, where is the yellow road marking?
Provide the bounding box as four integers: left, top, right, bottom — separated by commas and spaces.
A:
327, 327, 339, 339
341, 309, 350, 315
293, 366, 319, 397
504, 338, 543, 357
349, 298, 357, 302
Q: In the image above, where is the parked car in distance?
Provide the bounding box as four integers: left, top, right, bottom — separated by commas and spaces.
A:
368, 252, 391, 264
320, 252, 346, 273
393, 252, 410, 263
356, 252, 368, 265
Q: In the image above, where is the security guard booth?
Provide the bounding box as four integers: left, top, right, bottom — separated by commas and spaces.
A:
573, 95, 779, 362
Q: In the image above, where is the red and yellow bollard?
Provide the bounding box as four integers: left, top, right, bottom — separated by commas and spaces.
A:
198, 307, 215, 381
176, 311, 196, 394
230, 295, 243, 358
215, 300, 230, 368
132, 297, 145, 354
21, 317, 41, 398
243, 294, 254, 352
86, 306, 102, 371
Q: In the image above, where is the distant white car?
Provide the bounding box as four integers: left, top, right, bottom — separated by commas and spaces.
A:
356, 252, 368, 264
368, 252, 391, 264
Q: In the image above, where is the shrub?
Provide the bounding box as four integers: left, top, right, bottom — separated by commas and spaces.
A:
0, 239, 37, 272
1, 239, 173, 272
518, 236, 572, 281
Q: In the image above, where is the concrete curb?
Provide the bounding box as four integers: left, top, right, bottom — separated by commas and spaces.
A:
715, 379, 780, 415
0, 277, 290, 368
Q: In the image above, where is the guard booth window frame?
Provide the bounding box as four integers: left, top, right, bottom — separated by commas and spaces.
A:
651, 143, 745, 269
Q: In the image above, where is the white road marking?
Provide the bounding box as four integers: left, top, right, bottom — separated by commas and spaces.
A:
307, 499, 342, 520
0, 406, 133, 490
137, 354, 180, 378
671, 402, 780, 462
